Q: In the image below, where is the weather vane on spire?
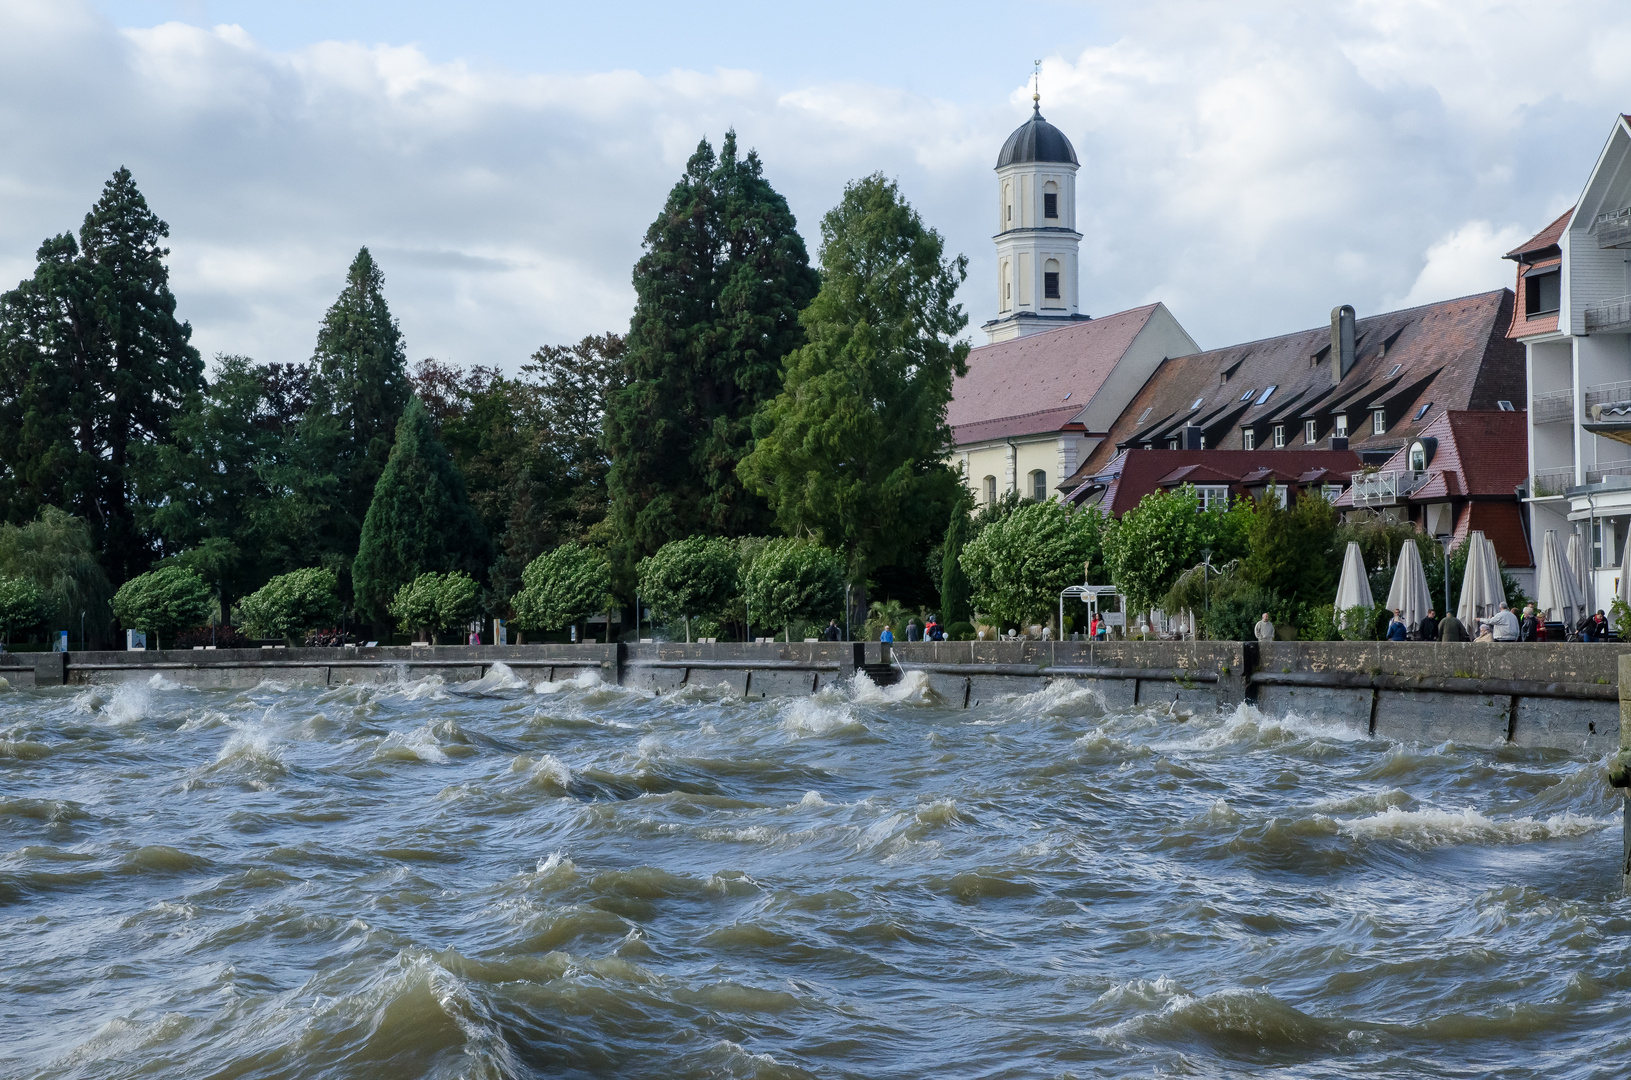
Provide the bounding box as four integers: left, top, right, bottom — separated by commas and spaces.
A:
1033, 59, 1041, 112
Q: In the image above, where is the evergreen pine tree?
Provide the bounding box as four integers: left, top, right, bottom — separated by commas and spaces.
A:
351, 397, 492, 625
0, 168, 203, 583
737, 174, 969, 629
940, 497, 974, 625
309, 247, 410, 560
605, 132, 818, 557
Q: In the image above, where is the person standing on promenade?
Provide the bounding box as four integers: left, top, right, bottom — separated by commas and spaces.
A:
1386, 610, 1408, 641
880, 625, 894, 643
906, 618, 922, 642
823, 619, 842, 641
1418, 608, 1439, 641
1519, 605, 1540, 642
1438, 611, 1470, 642
1254, 613, 1275, 644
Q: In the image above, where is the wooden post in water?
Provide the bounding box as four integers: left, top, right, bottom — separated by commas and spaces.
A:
1617, 655, 1631, 893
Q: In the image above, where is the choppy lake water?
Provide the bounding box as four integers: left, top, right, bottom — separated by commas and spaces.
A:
3, 665, 1629, 1079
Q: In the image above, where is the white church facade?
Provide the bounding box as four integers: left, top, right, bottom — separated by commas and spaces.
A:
950, 98, 1198, 506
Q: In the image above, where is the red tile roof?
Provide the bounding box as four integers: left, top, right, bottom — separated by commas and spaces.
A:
953, 405, 1084, 444
1068, 449, 1360, 516
948, 304, 1159, 436
1359, 409, 1528, 497
1505, 208, 1573, 260
1465, 502, 1532, 569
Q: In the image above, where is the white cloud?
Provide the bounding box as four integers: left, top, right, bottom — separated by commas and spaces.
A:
0, 0, 1629, 371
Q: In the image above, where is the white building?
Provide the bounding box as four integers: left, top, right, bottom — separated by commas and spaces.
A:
951, 97, 1199, 504
1512, 113, 1631, 615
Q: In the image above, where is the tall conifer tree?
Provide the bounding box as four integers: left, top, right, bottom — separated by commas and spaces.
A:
309, 247, 410, 559
352, 397, 491, 625
0, 168, 203, 583
604, 132, 818, 557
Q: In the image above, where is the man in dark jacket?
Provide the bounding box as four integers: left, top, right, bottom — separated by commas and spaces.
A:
1519, 605, 1540, 642
823, 619, 842, 641
1438, 612, 1470, 642
1417, 609, 1439, 641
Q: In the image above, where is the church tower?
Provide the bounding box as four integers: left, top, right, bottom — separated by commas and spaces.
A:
983, 87, 1086, 343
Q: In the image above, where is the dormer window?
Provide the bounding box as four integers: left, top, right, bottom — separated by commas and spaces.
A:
1272, 424, 1285, 448
1525, 268, 1561, 316
1304, 419, 1318, 444
1372, 408, 1388, 435
1242, 428, 1257, 450
1335, 414, 1348, 437
1408, 442, 1428, 472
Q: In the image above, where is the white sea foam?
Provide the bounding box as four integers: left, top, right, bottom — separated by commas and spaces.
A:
535, 670, 601, 695
372, 726, 450, 764
850, 668, 935, 705
456, 661, 529, 695
797, 790, 829, 808
779, 696, 862, 738
1337, 805, 1613, 846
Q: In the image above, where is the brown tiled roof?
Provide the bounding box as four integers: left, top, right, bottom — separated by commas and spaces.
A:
952, 405, 1084, 444
1465, 502, 1532, 569
1360, 409, 1529, 497
1066, 290, 1523, 486
1505, 208, 1572, 260
1155, 463, 1239, 487
948, 304, 1159, 436
1067, 449, 1360, 516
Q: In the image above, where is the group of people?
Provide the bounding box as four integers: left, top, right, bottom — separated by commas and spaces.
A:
1384, 604, 1612, 642
828, 616, 950, 643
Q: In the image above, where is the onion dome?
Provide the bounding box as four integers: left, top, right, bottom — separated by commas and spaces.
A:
996, 105, 1078, 168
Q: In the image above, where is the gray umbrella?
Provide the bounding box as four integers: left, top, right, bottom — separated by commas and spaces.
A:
1566, 530, 1589, 610
1456, 530, 1501, 625
1385, 539, 1432, 630
1537, 529, 1586, 626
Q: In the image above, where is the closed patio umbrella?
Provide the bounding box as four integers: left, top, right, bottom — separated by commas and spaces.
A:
1385, 539, 1432, 631
1536, 530, 1586, 627
1335, 541, 1374, 633
1567, 531, 1589, 605
1483, 534, 1504, 607
1456, 530, 1501, 625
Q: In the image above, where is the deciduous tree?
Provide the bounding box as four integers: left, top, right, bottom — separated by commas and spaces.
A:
511, 544, 611, 638
959, 500, 1103, 631
238, 568, 343, 644
111, 565, 211, 648
637, 536, 739, 636
741, 538, 845, 640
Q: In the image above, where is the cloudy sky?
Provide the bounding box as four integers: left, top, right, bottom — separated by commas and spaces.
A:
2, 0, 1628, 371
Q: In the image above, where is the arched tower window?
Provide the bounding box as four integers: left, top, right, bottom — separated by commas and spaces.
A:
1043, 180, 1059, 219
1043, 258, 1061, 302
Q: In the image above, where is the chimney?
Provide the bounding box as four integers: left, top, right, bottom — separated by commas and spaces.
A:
1330, 305, 1356, 384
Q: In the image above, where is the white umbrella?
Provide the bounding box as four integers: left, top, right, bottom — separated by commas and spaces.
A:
1536, 530, 1586, 626
1484, 534, 1504, 608
1385, 539, 1432, 630
1567, 531, 1589, 604
1335, 541, 1374, 632
1456, 530, 1502, 625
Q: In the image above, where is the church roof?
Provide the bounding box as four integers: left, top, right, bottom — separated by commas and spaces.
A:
997, 108, 1079, 168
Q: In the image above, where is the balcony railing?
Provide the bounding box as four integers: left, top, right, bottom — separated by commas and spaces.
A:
1586, 459, 1631, 484
1583, 379, 1631, 412
1531, 387, 1573, 424
1531, 466, 1575, 497
1593, 205, 1631, 249
1585, 294, 1631, 333
1350, 469, 1431, 507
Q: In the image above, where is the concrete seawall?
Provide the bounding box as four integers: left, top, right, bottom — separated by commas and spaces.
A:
2, 639, 1622, 755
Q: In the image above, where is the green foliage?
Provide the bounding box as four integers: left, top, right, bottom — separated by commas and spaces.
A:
352, 397, 492, 624
1240, 492, 1339, 610
946, 620, 976, 641
1299, 602, 1341, 642
0, 576, 44, 643
512, 544, 611, 632
238, 568, 342, 643
388, 571, 480, 639
864, 598, 914, 641
939, 497, 974, 625
637, 536, 739, 623
0, 507, 113, 641
959, 499, 1103, 629
309, 247, 411, 548
1204, 584, 1282, 641
1100, 486, 1250, 617
0, 168, 203, 584
741, 538, 846, 638
971, 490, 1026, 534
606, 132, 820, 556
111, 565, 211, 645
1338, 605, 1385, 641
738, 172, 969, 606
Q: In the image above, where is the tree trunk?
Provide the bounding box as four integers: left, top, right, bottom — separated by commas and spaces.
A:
847, 579, 868, 642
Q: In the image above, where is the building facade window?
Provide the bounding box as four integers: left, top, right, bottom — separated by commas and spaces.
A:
1272, 424, 1285, 448
1242, 428, 1256, 450
984, 475, 997, 505
1304, 419, 1318, 444
1334, 414, 1348, 437
1372, 408, 1387, 435
1197, 485, 1229, 511
1321, 484, 1344, 501
1044, 190, 1059, 218
1030, 469, 1047, 501
1044, 272, 1060, 299
1525, 269, 1561, 316
1408, 442, 1427, 472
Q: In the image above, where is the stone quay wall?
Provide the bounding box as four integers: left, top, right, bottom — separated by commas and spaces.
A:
1, 639, 1621, 754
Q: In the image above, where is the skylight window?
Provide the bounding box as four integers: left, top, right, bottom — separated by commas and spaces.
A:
1241, 388, 1256, 402
1389, 363, 1402, 377
1255, 385, 1277, 405
1190, 397, 1204, 410
1413, 402, 1433, 421
1137, 407, 1153, 424
1497, 400, 1515, 411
